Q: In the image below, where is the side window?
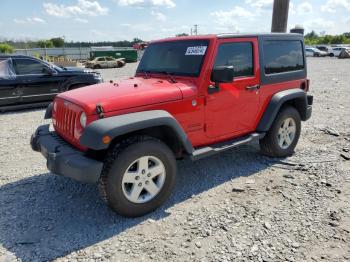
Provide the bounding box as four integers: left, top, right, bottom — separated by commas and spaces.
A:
97, 58, 105, 62
0, 58, 16, 79
214, 42, 254, 78
14, 59, 47, 75
264, 40, 304, 75
106, 57, 114, 61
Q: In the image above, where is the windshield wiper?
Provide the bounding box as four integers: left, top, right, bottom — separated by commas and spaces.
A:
160, 71, 177, 83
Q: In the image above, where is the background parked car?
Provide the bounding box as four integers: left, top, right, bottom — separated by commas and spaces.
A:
315, 45, 331, 54
305, 47, 328, 57
329, 47, 344, 57
0, 55, 102, 110
85, 56, 126, 69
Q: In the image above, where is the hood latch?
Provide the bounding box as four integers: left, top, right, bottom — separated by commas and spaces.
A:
96, 104, 104, 119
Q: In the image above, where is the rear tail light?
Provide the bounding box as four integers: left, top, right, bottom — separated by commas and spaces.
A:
306, 79, 310, 91
301, 79, 310, 92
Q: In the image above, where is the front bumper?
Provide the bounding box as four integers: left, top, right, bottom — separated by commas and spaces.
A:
30, 124, 103, 183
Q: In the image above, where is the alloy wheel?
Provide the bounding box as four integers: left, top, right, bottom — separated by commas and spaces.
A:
121, 156, 166, 204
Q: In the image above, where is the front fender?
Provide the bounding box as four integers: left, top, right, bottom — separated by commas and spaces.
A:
79, 110, 194, 153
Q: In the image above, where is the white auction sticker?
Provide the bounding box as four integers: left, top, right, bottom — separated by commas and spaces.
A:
185, 46, 207, 56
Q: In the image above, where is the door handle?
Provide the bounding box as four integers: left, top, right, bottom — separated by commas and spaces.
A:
246, 84, 260, 91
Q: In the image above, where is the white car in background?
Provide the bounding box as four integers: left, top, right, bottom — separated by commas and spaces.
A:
328, 47, 344, 57
305, 47, 328, 57
85, 56, 126, 69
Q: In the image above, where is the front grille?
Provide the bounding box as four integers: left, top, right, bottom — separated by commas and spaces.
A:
53, 99, 81, 146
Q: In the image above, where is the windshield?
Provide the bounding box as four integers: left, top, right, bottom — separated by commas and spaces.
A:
137, 40, 209, 77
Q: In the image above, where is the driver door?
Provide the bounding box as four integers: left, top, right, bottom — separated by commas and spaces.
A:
13, 58, 62, 103
205, 37, 260, 138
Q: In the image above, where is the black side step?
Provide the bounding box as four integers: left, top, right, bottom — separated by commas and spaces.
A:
191, 132, 265, 161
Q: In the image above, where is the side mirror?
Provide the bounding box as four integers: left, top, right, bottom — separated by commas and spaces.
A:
43, 67, 55, 75
211, 66, 234, 83
208, 66, 234, 94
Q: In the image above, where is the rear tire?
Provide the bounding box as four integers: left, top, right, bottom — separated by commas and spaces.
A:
260, 106, 301, 157
99, 136, 176, 217
329, 53, 334, 57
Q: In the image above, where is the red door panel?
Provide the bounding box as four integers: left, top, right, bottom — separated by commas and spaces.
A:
205, 37, 261, 139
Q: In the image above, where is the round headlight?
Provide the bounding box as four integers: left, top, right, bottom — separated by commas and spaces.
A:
80, 112, 87, 128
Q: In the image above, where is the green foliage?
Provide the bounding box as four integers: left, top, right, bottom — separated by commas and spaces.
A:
0, 43, 14, 53
37, 40, 54, 48
305, 31, 350, 45
0, 38, 146, 48
50, 37, 64, 47
305, 30, 318, 40
131, 38, 143, 45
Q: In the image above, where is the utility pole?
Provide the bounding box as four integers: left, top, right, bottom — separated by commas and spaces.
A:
271, 0, 290, 33
193, 24, 198, 35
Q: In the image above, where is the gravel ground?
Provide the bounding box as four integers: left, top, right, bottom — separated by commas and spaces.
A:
0, 58, 349, 262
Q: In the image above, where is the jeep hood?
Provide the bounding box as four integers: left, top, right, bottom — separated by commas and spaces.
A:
58, 77, 184, 114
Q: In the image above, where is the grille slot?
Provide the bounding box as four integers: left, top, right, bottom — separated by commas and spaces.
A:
54, 100, 79, 143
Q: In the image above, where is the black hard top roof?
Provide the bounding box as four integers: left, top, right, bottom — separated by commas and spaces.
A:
0, 55, 38, 59
216, 32, 303, 39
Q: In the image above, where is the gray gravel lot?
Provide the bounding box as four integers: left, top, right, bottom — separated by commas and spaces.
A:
0, 58, 349, 262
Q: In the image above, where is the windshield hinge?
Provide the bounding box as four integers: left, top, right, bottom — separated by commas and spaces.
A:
96, 104, 104, 119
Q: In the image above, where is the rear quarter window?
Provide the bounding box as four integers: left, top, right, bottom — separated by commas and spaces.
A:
263, 40, 304, 75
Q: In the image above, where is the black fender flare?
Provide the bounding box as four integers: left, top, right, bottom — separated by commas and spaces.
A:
256, 89, 310, 132
79, 110, 194, 153
44, 102, 53, 119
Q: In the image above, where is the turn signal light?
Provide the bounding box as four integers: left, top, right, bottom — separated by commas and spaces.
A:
102, 135, 111, 144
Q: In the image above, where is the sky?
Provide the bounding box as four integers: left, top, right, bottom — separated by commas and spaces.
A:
0, 0, 349, 42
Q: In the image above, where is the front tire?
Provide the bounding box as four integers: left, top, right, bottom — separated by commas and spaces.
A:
260, 106, 301, 157
99, 136, 176, 217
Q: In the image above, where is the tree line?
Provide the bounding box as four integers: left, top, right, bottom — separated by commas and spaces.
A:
0, 37, 145, 53
304, 31, 350, 46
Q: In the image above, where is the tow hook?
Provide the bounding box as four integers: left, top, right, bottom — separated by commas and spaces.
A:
96, 104, 104, 119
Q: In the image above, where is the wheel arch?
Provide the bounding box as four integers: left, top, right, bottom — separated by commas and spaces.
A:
257, 88, 309, 132
80, 110, 194, 157
68, 83, 86, 90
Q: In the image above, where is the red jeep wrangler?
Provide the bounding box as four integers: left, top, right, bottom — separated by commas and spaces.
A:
31, 33, 313, 217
